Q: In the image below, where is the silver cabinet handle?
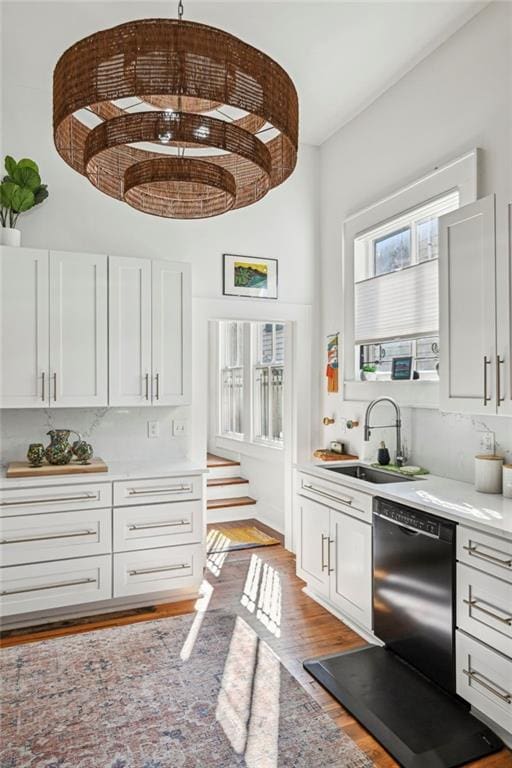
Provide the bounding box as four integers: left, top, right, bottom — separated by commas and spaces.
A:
1, 492, 98, 507
483, 355, 491, 405
328, 538, 335, 573
1, 577, 96, 596
128, 520, 188, 531
321, 533, 328, 572
463, 665, 511, 704
463, 544, 512, 569
127, 485, 191, 496
497, 355, 505, 405
41, 371, 45, 402
53, 372, 57, 402
155, 373, 160, 400
463, 597, 512, 626
145, 373, 149, 401
1, 529, 96, 545
302, 482, 353, 506
128, 563, 188, 576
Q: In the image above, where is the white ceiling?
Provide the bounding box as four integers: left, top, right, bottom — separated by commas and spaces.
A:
2, 0, 489, 145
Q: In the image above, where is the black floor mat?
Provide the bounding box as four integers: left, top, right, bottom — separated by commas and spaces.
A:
304, 645, 503, 768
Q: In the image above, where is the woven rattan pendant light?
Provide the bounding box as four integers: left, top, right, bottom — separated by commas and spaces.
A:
53, 1, 298, 219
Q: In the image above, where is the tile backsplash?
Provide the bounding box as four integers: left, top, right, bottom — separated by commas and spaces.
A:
0, 407, 190, 467
323, 402, 512, 484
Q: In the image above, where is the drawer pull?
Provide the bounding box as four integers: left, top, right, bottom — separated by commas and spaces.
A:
302, 482, 353, 506
128, 563, 188, 576
463, 544, 512, 568
0, 492, 99, 507
127, 485, 191, 496
463, 598, 512, 626
1, 577, 96, 596
463, 666, 512, 704
1, 529, 96, 545
128, 520, 188, 531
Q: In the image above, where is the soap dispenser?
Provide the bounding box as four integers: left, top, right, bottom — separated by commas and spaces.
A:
377, 441, 390, 466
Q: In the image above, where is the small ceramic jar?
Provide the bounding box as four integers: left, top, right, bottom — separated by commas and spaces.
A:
503, 464, 512, 499
474, 454, 503, 494
27, 443, 45, 467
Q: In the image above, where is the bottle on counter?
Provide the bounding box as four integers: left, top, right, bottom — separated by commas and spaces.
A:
377, 441, 390, 466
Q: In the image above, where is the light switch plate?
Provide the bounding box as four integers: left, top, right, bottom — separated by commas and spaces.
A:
172, 418, 187, 437
147, 421, 160, 438
479, 431, 494, 453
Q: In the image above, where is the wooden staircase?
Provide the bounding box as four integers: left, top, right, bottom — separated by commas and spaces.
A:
206, 453, 257, 522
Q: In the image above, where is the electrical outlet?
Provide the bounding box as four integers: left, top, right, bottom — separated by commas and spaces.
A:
147, 421, 160, 439
172, 418, 187, 437
479, 431, 494, 453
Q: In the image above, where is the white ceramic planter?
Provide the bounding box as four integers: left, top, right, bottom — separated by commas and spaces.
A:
0, 227, 21, 247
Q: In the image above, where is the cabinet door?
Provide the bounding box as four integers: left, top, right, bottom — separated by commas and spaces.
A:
329, 509, 372, 631
109, 256, 152, 406
439, 195, 496, 413
496, 202, 512, 415
296, 496, 330, 598
49, 251, 108, 407
0, 246, 49, 407
151, 260, 191, 405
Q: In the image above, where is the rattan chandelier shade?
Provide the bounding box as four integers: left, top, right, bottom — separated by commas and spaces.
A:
53, 17, 299, 218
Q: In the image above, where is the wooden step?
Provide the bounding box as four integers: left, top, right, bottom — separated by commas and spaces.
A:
207, 453, 240, 468
207, 476, 249, 487
207, 496, 256, 510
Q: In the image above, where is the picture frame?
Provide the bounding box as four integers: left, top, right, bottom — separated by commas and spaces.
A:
222, 254, 278, 299
391, 355, 413, 380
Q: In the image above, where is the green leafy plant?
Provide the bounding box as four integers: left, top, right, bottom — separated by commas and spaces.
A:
362, 363, 377, 373
0, 156, 48, 228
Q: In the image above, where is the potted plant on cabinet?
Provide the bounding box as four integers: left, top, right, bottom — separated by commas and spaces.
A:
361, 363, 378, 381
0, 156, 48, 246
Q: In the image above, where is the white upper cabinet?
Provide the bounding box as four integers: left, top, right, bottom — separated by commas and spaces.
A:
49, 251, 108, 407
109, 257, 191, 406
0, 246, 49, 408
109, 256, 152, 406
151, 259, 191, 405
439, 195, 497, 414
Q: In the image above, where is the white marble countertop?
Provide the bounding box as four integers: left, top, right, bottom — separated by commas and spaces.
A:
0, 459, 208, 490
297, 461, 512, 540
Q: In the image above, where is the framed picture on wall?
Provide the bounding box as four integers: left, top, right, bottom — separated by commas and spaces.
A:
223, 254, 278, 299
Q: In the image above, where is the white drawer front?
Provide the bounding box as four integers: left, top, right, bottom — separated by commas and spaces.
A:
457, 563, 512, 658
456, 631, 512, 734
457, 526, 512, 583
113, 475, 202, 507
113, 543, 203, 598
0, 508, 112, 566
0, 555, 112, 616
0, 482, 112, 517
298, 472, 372, 520
113, 500, 202, 552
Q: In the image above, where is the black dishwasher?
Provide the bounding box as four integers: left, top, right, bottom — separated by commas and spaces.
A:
373, 496, 456, 693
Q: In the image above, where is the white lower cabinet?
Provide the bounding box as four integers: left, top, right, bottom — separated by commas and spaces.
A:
0, 555, 112, 616
0, 471, 205, 625
456, 631, 512, 733
296, 474, 373, 633
113, 543, 203, 598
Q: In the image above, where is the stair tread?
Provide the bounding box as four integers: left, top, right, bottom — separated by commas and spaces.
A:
207, 496, 257, 510
207, 453, 240, 468
207, 476, 249, 487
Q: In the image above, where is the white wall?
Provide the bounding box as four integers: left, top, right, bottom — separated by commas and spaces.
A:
317, 1, 512, 479
0, 0, 318, 524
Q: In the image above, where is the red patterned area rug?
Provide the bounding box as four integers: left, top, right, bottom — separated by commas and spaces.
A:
1, 610, 373, 768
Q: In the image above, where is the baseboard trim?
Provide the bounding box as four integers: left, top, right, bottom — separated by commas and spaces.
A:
302, 586, 383, 647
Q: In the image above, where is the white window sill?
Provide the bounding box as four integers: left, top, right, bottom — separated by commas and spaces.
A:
215, 434, 285, 463
343, 380, 439, 409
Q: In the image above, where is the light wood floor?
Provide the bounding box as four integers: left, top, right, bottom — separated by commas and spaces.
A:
1, 520, 511, 768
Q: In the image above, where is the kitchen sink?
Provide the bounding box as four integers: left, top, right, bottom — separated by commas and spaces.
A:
323, 463, 416, 484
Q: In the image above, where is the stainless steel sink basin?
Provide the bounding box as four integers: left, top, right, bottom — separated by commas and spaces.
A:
322, 463, 416, 484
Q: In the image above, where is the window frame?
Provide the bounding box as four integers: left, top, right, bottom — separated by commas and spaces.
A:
342, 149, 478, 406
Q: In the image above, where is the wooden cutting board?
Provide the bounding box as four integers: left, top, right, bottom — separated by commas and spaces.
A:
6, 458, 108, 478
313, 450, 359, 462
